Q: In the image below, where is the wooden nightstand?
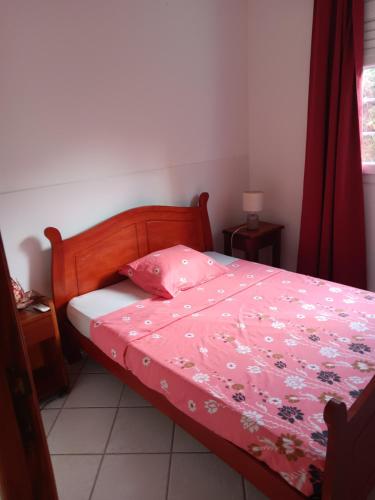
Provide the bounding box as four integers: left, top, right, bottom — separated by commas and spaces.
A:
223, 222, 284, 267
18, 296, 69, 401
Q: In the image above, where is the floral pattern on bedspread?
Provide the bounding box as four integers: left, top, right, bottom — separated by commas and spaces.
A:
90, 260, 375, 497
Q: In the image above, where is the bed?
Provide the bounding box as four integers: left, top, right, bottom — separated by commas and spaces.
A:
45, 192, 375, 500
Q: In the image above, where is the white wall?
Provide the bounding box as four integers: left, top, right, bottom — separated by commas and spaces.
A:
248, 0, 314, 273
0, 0, 248, 294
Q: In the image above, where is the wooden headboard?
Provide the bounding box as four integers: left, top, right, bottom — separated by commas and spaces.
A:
44, 192, 213, 319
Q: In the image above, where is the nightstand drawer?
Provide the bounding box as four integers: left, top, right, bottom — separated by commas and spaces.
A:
22, 314, 55, 347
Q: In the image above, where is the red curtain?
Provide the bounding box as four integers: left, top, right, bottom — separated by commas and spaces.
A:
297, 0, 367, 289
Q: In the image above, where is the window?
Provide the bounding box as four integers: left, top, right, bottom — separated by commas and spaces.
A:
363, 1, 375, 173
362, 66, 375, 170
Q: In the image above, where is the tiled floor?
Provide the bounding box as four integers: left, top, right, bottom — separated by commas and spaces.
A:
41, 356, 267, 500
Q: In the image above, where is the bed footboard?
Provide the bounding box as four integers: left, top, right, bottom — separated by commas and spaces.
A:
323, 375, 375, 499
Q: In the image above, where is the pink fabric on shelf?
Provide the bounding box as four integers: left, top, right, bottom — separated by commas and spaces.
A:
90, 259, 375, 496
119, 244, 227, 298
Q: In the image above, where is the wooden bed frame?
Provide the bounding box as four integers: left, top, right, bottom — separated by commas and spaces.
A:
45, 192, 375, 500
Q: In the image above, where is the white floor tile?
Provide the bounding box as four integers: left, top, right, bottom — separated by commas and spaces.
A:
48, 408, 116, 454
173, 425, 208, 452
81, 357, 108, 374
244, 479, 268, 500
91, 454, 169, 500
168, 453, 244, 500
51, 455, 101, 500
119, 385, 151, 407
41, 409, 60, 435
107, 407, 173, 453
64, 374, 122, 408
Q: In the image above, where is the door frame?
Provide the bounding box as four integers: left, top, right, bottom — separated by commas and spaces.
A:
0, 232, 58, 500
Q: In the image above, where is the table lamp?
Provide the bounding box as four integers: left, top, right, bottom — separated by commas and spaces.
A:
243, 191, 264, 230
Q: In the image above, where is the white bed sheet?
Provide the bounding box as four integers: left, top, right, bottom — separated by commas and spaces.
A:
67, 251, 237, 338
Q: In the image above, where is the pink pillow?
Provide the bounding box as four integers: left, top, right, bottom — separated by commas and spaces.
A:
119, 245, 227, 298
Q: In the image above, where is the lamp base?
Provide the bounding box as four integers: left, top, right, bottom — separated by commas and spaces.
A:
246, 213, 259, 230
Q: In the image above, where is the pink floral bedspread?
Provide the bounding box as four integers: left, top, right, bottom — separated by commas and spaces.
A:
90, 260, 375, 497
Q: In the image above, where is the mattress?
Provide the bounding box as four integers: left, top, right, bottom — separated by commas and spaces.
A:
67, 251, 237, 338
89, 258, 375, 497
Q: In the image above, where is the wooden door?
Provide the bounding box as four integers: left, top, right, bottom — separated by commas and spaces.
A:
0, 233, 58, 500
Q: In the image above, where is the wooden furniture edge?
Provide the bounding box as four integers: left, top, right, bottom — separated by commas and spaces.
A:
322, 375, 375, 499
0, 233, 58, 499
222, 222, 285, 236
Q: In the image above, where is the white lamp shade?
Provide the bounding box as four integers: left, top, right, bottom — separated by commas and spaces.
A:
242, 191, 264, 212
